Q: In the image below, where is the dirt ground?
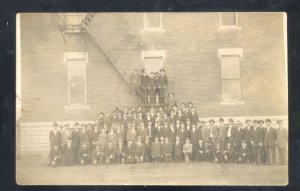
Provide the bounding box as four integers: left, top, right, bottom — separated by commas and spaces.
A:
16, 159, 288, 185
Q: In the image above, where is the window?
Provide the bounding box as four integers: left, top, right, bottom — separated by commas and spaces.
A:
142, 13, 164, 32
218, 48, 243, 103
64, 13, 86, 26
64, 52, 88, 106
219, 12, 240, 29
141, 50, 166, 75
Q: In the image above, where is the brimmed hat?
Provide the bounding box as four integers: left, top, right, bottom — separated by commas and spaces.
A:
245, 119, 251, 123
219, 118, 224, 122
276, 120, 283, 124
53, 122, 59, 127
228, 118, 234, 122
266, 119, 272, 123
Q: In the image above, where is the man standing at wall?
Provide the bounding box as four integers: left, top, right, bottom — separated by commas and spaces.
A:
157, 69, 168, 105
276, 120, 288, 165
264, 119, 277, 165
140, 69, 149, 104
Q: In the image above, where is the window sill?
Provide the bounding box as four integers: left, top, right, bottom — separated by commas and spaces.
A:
64, 105, 90, 110
218, 26, 242, 30
220, 101, 244, 106
141, 28, 165, 33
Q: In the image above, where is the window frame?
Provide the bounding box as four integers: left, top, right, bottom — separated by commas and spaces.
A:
142, 13, 165, 33
219, 12, 241, 30
218, 48, 243, 105
64, 52, 89, 107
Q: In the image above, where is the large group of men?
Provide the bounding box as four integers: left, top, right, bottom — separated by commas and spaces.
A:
48, 102, 288, 167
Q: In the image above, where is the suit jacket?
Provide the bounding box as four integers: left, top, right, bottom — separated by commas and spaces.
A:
162, 142, 173, 155
251, 126, 264, 145
135, 143, 145, 156
49, 130, 61, 149
234, 128, 245, 146
166, 127, 176, 143
127, 129, 137, 142
137, 127, 149, 142
62, 143, 75, 161
151, 142, 162, 157
155, 127, 163, 138
141, 74, 149, 88
115, 129, 125, 143
277, 127, 287, 148
189, 128, 199, 143
177, 128, 189, 142
264, 127, 277, 147
202, 127, 210, 142
98, 134, 107, 147
189, 112, 199, 124
157, 75, 168, 87
219, 124, 228, 139
125, 145, 135, 157
197, 127, 203, 141
209, 126, 219, 141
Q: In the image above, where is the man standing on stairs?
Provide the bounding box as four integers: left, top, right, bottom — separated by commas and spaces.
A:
140, 69, 149, 104
157, 69, 168, 105
130, 69, 140, 97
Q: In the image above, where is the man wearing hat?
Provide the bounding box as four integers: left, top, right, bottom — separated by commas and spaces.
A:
226, 118, 236, 145
174, 135, 183, 162
157, 68, 168, 104
147, 72, 157, 104
72, 122, 81, 163
209, 119, 219, 144
60, 123, 72, 148
183, 138, 193, 162
276, 120, 287, 165
135, 137, 145, 163
49, 122, 61, 152
140, 69, 149, 104
218, 118, 227, 150
62, 137, 75, 166
177, 123, 189, 142
238, 140, 250, 163
251, 120, 265, 164
264, 119, 277, 165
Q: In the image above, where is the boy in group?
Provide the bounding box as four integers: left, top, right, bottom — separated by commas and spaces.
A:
213, 141, 222, 163
183, 138, 193, 162
115, 138, 126, 164
62, 137, 75, 166
105, 141, 116, 164
91, 144, 105, 165
144, 136, 152, 162
152, 137, 163, 163
125, 140, 135, 164
174, 136, 183, 162
222, 142, 234, 163
78, 142, 91, 165
276, 120, 288, 165
203, 140, 213, 162
194, 139, 205, 162
135, 137, 145, 163
49, 144, 63, 167
238, 141, 250, 163
162, 137, 173, 162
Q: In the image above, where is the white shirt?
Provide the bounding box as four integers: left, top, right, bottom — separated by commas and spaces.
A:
227, 125, 232, 137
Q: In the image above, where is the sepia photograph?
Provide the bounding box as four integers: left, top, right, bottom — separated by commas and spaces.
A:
16, 12, 288, 185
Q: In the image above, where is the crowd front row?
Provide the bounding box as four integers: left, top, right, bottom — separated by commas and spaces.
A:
48, 115, 287, 167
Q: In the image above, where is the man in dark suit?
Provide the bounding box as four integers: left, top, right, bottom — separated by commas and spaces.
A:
189, 107, 199, 125
177, 123, 189, 142
209, 119, 219, 153
140, 69, 149, 103
264, 119, 277, 165
251, 120, 265, 165
49, 122, 61, 151
190, 123, 199, 158
147, 72, 157, 104
218, 118, 227, 149
62, 138, 75, 166
157, 69, 168, 104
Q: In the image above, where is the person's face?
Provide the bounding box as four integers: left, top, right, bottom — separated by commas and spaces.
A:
54, 126, 57, 130
278, 122, 283, 127
67, 139, 72, 144
186, 140, 190, 144
229, 121, 233, 125
165, 139, 169, 143
181, 124, 185, 129
102, 129, 106, 133
83, 144, 87, 149
157, 112, 161, 117
54, 145, 58, 150
266, 122, 271, 126
118, 140, 123, 145
155, 138, 159, 142
140, 123, 144, 128
138, 113, 142, 118
148, 122, 152, 127
176, 120, 180, 125
176, 137, 180, 141
128, 141, 132, 146
192, 124, 196, 129
199, 140, 203, 144
220, 121, 224, 126
187, 121, 190, 126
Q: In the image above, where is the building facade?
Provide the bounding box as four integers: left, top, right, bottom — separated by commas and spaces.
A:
17, 13, 287, 157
